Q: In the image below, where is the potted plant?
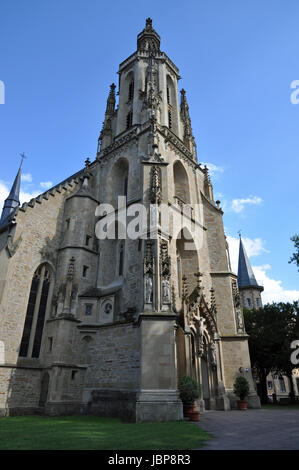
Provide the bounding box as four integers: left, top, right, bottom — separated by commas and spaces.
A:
233, 375, 250, 410
178, 376, 201, 421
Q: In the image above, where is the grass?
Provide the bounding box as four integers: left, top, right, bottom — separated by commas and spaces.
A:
0, 415, 211, 450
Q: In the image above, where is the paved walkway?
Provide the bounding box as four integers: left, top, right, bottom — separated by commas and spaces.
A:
196, 409, 299, 450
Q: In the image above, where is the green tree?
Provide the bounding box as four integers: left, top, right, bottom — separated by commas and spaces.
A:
289, 234, 299, 271
244, 302, 299, 404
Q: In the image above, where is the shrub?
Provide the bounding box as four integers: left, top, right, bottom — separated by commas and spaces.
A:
178, 376, 200, 405
233, 376, 250, 401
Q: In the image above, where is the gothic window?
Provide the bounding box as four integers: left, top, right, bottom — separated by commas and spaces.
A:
173, 160, 191, 204
85, 304, 92, 316
267, 381, 272, 390
124, 176, 128, 198
168, 110, 172, 129
82, 265, 89, 278
177, 255, 182, 295
128, 80, 134, 101
85, 235, 91, 246
48, 337, 53, 352
19, 264, 53, 358
167, 86, 170, 104
126, 111, 133, 129
119, 242, 124, 276
279, 377, 286, 392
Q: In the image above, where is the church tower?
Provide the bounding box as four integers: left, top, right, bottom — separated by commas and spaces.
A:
0, 19, 260, 421
237, 235, 264, 309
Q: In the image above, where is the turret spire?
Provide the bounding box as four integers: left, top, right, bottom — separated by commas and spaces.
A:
98, 83, 116, 153
180, 89, 196, 158
0, 157, 23, 225
237, 236, 259, 288
137, 18, 161, 51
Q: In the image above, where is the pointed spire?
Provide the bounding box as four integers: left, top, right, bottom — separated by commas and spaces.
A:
237, 236, 259, 288
98, 83, 116, 153
0, 158, 23, 225
180, 89, 196, 158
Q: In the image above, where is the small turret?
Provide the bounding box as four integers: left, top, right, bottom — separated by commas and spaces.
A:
137, 18, 161, 52
237, 235, 264, 309
0, 158, 22, 226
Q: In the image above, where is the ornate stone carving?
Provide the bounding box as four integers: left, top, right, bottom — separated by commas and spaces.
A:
150, 165, 162, 204
232, 279, 244, 332
144, 241, 154, 306
210, 341, 217, 369
160, 240, 171, 307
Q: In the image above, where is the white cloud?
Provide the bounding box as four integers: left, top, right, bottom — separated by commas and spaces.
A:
21, 173, 33, 183
0, 181, 9, 211
226, 235, 267, 274
0, 180, 41, 210
20, 190, 41, 204
40, 181, 53, 190
227, 235, 299, 304
231, 196, 262, 213
252, 264, 299, 304
202, 162, 224, 177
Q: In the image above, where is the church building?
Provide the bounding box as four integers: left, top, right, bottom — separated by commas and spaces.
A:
0, 19, 260, 421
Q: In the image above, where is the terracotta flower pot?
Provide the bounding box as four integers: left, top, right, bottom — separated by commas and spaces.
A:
237, 400, 248, 410
183, 403, 196, 417
188, 411, 200, 422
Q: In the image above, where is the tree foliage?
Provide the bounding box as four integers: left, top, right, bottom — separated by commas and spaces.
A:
243, 302, 299, 403
289, 234, 299, 271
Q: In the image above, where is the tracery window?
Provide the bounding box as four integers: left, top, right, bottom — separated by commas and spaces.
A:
19, 264, 53, 358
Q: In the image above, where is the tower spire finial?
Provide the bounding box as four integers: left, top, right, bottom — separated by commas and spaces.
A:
137, 18, 161, 51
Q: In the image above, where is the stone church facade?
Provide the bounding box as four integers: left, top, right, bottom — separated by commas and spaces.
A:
0, 19, 260, 421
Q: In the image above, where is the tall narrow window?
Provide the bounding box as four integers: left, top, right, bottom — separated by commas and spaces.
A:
167, 86, 170, 104
19, 265, 52, 358
168, 110, 172, 129
119, 243, 124, 276
124, 176, 128, 198
128, 81, 134, 101
126, 111, 133, 129
279, 377, 286, 392
83, 265, 89, 278
32, 268, 51, 358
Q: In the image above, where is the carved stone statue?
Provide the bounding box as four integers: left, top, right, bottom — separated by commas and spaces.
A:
145, 274, 153, 303
162, 277, 170, 303
210, 341, 217, 367
236, 308, 244, 330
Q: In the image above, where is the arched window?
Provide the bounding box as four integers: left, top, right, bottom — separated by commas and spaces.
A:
119, 242, 124, 276
126, 111, 133, 129
173, 160, 191, 204
106, 157, 129, 207
128, 80, 134, 101
176, 228, 199, 295
19, 264, 53, 358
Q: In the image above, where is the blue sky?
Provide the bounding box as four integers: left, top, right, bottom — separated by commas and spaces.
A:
0, 0, 298, 302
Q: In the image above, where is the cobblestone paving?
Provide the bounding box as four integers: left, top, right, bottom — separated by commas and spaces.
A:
196, 409, 299, 450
